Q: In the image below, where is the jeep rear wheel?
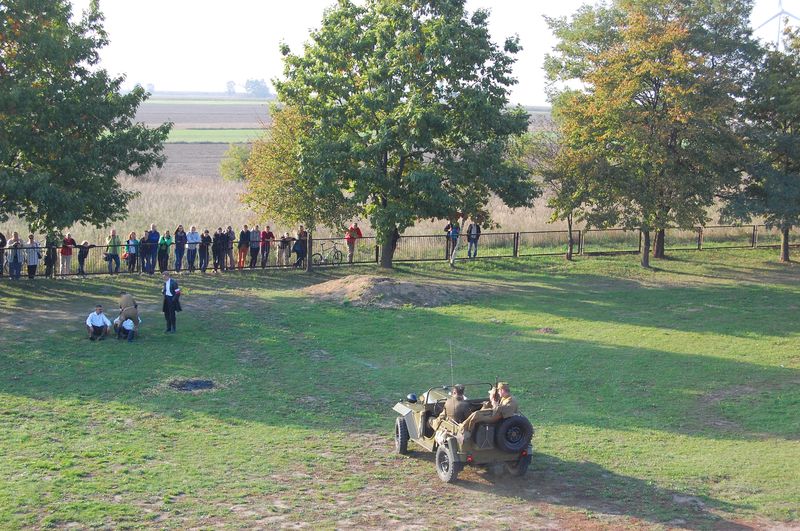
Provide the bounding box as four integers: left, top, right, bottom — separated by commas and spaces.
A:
395, 417, 409, 455
435, 444, 461, 483
495, 415, 533, 453
505, 454, 532, 477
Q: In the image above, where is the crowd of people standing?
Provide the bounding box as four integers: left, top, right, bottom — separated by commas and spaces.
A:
0, 223, 314, 279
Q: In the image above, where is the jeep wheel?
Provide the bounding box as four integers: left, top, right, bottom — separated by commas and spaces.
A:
505, 454, 532, 477
435, 444, 461, 483
395, 417, 409, 455
495, 415, 533, 453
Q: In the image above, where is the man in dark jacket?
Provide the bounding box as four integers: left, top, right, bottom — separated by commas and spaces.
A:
466, 221, 481, 259
0, 231, 6, 277
161, 272, 181, 333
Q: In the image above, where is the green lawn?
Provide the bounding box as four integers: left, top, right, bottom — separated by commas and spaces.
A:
166, 128, 263, 143
0, 250, 798, 528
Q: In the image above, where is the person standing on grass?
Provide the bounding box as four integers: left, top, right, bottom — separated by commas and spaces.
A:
76, 240, 94, 277
6, 234, 23, 280
212, 227, 225, 272
260, 225, 274, 268
466, 221, 481, 259
237, 225, 250, 269
60, 233, 77, 277
199, 229, 212, 273
225, 226, 236, 270
139, 230, 149, 273
125, 231, 139, 273
157, 230, 172, 273
43, 234, 58, 278
85, 304, 111, 341
0, 230, 6, 277
24, 234, 41, 279
249, 224, 261, 268
447, 221, 461, 268
146, 224, 160, 274
186, 225, 201, 272
106, 229, 122, 275
161, 271, 181, 333
293, 225, 308, 268
173, 225, 187, 272
345, 222, 363, 264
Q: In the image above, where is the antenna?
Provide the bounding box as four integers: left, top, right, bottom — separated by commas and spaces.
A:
449, 340, 455, 387
755, 0, 800, 50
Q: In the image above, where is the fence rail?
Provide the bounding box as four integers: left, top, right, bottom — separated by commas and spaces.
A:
0, 225, 798, 278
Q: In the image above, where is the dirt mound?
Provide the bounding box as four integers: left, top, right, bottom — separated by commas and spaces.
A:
303, 275, 478, 308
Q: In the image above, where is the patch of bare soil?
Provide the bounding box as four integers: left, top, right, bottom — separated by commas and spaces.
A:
302, 275, 485, 308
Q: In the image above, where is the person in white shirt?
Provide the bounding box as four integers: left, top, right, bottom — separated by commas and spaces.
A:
85, 305, 111, 340
114, 315, 141, 342
186, 226, 201, 272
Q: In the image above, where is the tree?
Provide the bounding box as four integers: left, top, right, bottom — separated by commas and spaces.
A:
0, 0, 171, 234
545, 0, 757, 267
722, 27, 800, 262
243, 105, 354, 230
274, 0, 539, 267
523, 122, 595, 260
226, 80, 236, 95
219, 144, 251, 182
244, 79, 272, 98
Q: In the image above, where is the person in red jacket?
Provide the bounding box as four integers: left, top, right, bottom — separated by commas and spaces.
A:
260, 225, 275, 268
60, 233, 77, 277
344, 222, 363, 264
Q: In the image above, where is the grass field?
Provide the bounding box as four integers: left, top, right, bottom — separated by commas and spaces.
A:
1, 250, 798, 528
166, 129, 264, 143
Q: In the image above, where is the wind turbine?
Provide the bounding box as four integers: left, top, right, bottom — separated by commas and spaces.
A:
755, 0, 800, 50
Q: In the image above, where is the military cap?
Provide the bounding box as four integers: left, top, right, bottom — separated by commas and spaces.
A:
496, 381, 510, 390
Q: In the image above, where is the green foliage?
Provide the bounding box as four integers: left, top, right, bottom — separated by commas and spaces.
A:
243, 105, 355, 231
546, 0, 758, 265
0, 0, 172, 235
722, 27, 800, 260
219, 143, 251, 181
274, 0, 539, 264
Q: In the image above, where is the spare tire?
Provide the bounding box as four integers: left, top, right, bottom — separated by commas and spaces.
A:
495, 415, 533, 453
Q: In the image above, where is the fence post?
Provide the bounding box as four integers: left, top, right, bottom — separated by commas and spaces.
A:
579, 230, 584, 255
305, 233, 313, 272
697, 227, 703, 250
752, 225, 758, 248
513, 232, 519, 258
375, 243, 379, 264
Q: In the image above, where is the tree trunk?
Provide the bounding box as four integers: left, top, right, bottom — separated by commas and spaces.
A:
653, 228, 665, 258
380, 239, 395, 268
641, 229, 651, 268
566, 216, 574, 261
780, 226, 791, 263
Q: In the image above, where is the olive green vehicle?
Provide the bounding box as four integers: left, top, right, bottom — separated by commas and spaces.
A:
392, 383, 534, 483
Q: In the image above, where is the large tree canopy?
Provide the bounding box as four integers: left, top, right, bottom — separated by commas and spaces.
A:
723, 27, 800, 262
0, 0, 171, 234
273, 0, 539, 267
545, 0, 758, 267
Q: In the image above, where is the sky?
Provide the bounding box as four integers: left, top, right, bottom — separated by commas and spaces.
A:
69, 0, 799, 106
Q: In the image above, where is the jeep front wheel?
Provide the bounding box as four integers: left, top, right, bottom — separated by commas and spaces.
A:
435, 444, 461, 483
395, 417, 409, 455
505, 454, 532, 477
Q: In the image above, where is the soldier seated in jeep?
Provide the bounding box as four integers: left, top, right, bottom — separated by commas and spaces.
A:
428, 384, 471, 430
461, 382, 518, 437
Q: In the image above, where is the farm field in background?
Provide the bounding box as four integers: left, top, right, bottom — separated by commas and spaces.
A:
0, 250, 798, 528
166, 129, 264, 143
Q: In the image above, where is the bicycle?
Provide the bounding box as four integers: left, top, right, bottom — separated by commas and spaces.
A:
311, 241, 344, 267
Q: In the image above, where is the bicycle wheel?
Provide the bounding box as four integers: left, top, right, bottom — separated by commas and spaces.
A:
333, 250, 344, 266
311, 253, 324, 266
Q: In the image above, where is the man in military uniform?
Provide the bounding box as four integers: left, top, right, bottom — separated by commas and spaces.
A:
460, 382, 518, 435
118, 292, 140, 332
429, 384, 472, 431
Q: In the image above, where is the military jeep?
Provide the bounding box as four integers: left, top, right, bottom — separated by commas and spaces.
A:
392, 383, 534, 483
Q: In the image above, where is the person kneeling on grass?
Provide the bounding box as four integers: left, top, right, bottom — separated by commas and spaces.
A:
86, 304, 111, 341
114, 315, 140, 342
